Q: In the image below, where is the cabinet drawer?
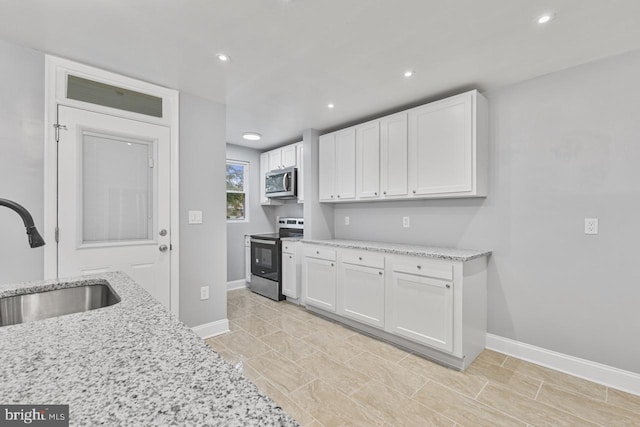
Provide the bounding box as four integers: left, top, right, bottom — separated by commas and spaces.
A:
304, 246, 337, 261
282, 242, 297, 254
392, 259, 453, 281
341, 251, 384, 269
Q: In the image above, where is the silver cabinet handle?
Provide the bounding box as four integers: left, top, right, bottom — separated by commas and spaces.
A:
417, 265, 422, 269
412, 190, 416, 194
337, 195, 341, 198
378, 271, 383, 276
358, 257, 362, 261
159, 229, 167, 236
316, 251, 320, 254
159, 244, 168, 252
446, 284, 451, 289
331, 263, 334, 267
383, 191, 387, 195
374, 192, 378, 196
331, 195, 334, 199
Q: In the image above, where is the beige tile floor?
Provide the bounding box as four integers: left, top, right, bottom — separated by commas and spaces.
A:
205, 288, 640, 426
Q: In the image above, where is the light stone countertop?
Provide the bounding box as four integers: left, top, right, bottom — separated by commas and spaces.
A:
302, 239, 491, 261
0, 272, 297, 427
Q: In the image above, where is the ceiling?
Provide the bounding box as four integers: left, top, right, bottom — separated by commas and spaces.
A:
1, 1, 639, 150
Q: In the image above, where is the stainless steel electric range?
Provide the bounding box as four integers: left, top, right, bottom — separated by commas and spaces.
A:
249, 217, 303, 301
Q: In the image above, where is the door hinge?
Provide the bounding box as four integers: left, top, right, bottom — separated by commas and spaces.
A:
54, 226, 59, 243
170, 243, 173, 251
53, 123, 67, 142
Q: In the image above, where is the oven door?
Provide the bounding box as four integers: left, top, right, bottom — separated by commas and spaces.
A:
250, 238, 280, 281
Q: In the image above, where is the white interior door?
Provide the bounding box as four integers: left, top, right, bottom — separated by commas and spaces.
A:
57, 106, 171, 308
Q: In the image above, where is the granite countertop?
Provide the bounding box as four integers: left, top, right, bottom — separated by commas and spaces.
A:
302, 239, 491, 261
0, 272, 297, 427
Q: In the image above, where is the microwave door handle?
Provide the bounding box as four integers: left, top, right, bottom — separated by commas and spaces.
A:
282, 172, 289, 192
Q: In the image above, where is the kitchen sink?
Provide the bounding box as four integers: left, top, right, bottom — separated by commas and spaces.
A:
0, 282, 120, 327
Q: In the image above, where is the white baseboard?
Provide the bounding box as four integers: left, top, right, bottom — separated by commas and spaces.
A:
227, 279, 248, 291
486, 333, 640, 396
192, 319, 229, 339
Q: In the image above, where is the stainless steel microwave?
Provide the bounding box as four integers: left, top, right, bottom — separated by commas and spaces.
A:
265, 167, 297, 199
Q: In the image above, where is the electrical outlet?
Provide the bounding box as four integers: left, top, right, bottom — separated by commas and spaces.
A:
200, 286, 209, 300
584, 218, 598, 235
189, 210, 203, 224
345, 216, 350, 225
403, 216, 410, 228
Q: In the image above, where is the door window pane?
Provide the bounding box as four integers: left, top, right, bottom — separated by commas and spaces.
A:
82, 132, 154, 243
67, 75, 163, 118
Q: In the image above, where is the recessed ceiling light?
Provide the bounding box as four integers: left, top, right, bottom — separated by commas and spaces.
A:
537, 13, 554, 24
404, 70, 414, 78
242, 132, 261, 141
216, 53, 230, 62
327, 103, 335, 109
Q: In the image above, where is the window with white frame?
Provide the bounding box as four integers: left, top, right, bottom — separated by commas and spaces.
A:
226, 160, 249, 221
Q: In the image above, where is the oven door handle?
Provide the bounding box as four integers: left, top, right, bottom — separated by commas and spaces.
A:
250, 238, 277, 245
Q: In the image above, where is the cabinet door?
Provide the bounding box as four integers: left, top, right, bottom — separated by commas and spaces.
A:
389, 271, 453, 352
282, 252, 298, 298
281, 144, 297, 168
408, 93, 472, 196
318, 133, 336, 201
335, 128, 356, 200
296, 143, 304, 202
268, 149, 282, 171
356, 121, 380, 199
380, 112, 408, 197
259, 153, 269, 205
339, 262, 385, 328
245, 243, 252, 283
304, 256, 336, 312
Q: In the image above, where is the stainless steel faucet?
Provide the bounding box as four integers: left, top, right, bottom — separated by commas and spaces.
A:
0, 198, 45, 248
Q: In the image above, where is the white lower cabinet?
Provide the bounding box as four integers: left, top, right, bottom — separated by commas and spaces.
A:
302, 247, 337, 312
282, 241, 300, 299
244, 235, 251, 283
302, 243, 487, 369
338, 261, 385, 328
388, 271, 453, 352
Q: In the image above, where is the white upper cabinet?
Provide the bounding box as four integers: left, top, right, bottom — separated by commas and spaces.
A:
356, 121, 380, 199
318, 90, 487, 202
268, 150, 282, 171
260, 142, 303, 205
319, 133, 336, 201
380, 112, 408, 198
408, 90, 486, 197
267, 144, 297, 171
281, 144, 297, 168
335, 128, 356, 201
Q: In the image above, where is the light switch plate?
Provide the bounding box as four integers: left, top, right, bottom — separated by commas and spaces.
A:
345, 216, 350, 225
189, 210, 203, 224
200, 286, 209, 300
403, 216, 410, 228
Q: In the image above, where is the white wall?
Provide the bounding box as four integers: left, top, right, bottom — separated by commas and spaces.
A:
334, 49, 640, 373
0, 39, 227, 329
226, 144, 275, 282
179, 93, 227, 327
0, 40, 44, 284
